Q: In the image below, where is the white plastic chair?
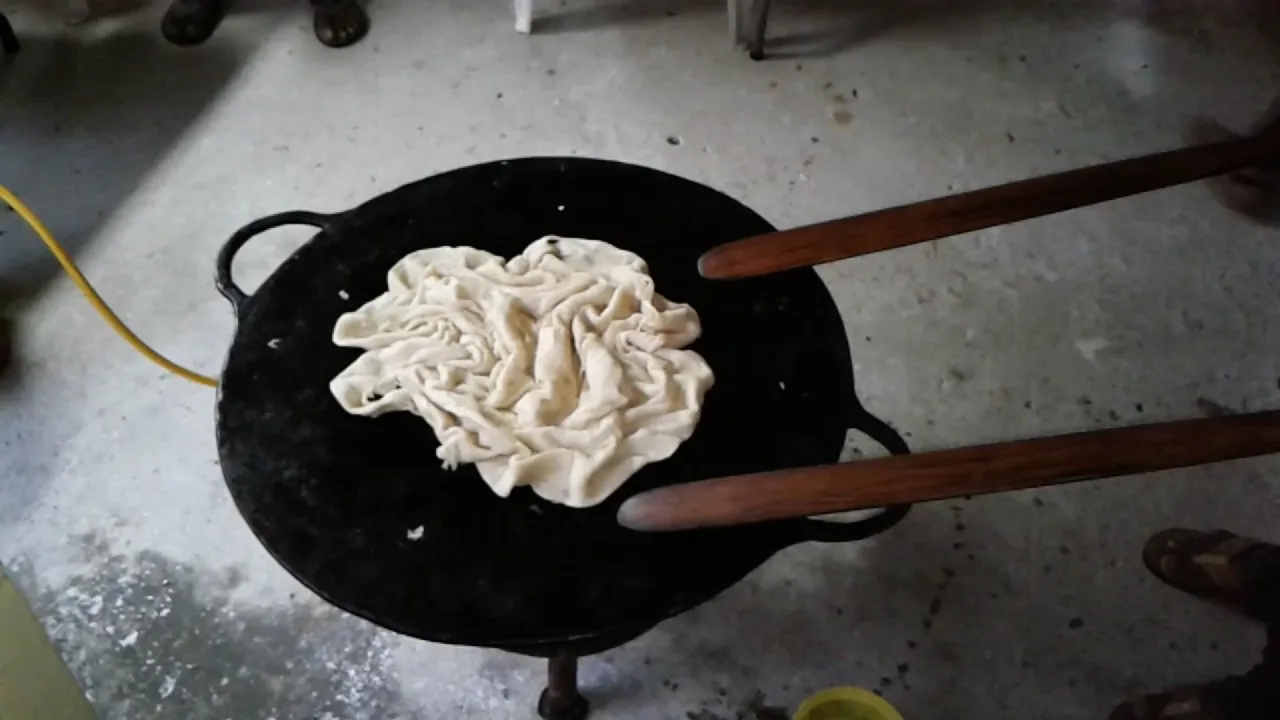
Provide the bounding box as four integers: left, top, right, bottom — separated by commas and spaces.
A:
514, 0, 766, 58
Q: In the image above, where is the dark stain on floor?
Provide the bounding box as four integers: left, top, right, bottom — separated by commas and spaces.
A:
685, 690, 788, 720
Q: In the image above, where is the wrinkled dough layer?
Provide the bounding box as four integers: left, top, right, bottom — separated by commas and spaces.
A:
330, 236, 714, 507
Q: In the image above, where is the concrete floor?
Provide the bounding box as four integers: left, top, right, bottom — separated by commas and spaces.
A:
2, 0, 1280, 717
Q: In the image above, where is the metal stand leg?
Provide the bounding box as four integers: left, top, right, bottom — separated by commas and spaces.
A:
0, 13, 19, 54
537, 655, 588, 720
746, 0, 771, 61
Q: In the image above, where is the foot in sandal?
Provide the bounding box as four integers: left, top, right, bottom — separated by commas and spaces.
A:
1143, 529, 1280, 621
1110, 529, 1280, 720
1187, 98, 1280, 225
1109, 680, 1243, 720
1110, 657, 1280, 720
1186, 119, 1280, 225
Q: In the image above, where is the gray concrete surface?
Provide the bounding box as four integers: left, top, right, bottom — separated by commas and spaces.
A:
2, 0, 1280, 717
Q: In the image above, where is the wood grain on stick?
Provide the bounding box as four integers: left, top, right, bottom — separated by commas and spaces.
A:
617, 411, 1280, 532
698, 131, 1280, 280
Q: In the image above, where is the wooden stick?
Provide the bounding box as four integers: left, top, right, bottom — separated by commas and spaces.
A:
698, 131, 1280, 280
617, 411, 1280, 532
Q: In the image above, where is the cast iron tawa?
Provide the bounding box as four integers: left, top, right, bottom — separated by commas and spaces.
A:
215, 158, 909, 657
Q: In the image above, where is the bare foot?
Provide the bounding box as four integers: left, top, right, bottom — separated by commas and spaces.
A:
313, 0, 368, 48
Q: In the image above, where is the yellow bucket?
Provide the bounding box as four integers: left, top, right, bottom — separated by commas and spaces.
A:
792, 687, 904, 720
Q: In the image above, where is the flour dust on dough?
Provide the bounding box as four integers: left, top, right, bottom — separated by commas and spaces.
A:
329, 237, 714, 507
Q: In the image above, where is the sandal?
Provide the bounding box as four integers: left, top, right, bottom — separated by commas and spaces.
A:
1110, 688, 1217, 720
160, 0, 228, 46
1109, 682, 1236, 720
312, 0, 369, 48
1142, 529, 1280, 623
1186, 105, 1280, 226
1185, 119, 1280, 225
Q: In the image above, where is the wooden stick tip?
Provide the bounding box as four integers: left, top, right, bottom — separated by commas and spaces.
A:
616, 495, 667, 532
696, 251, 715, 278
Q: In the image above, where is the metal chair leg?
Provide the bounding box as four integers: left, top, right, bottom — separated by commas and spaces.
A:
0, 13, 19, 54
728, 0, 744, 47
747, 0, 771, 61
513, 0, 533, 34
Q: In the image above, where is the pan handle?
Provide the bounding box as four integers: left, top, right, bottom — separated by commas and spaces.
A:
795, 504, 910, 543
215, 210, 338, 315
792, 409, 911, 543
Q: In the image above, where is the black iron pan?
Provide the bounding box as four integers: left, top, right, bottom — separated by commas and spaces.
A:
214, 157, 909, 657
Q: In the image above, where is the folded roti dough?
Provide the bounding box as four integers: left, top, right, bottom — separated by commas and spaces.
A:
329, 236, 714, 507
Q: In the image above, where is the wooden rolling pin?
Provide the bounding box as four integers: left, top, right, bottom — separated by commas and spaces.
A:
617, 411, 1280, 532
698, 128, 1280, 280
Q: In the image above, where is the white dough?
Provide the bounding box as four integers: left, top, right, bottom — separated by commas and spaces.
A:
329, 236, 714, 507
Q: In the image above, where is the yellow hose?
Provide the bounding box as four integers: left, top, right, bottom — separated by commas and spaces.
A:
0, 185, 218, 387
